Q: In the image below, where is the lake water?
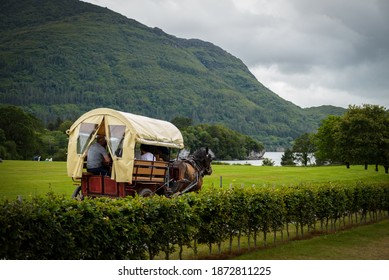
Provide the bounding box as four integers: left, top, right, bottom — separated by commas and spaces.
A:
218, 152, 284, 166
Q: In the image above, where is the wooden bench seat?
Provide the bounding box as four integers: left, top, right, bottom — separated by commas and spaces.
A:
132, 160, 168, 182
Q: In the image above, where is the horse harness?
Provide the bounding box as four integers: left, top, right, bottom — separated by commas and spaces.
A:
167, 157, 203, 196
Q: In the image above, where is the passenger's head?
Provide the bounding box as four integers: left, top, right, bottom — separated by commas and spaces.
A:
140, 144, 150, 153
96, 135, 106, 145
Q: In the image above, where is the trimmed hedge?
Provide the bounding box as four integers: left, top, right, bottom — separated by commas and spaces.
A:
0, 183, 388, 259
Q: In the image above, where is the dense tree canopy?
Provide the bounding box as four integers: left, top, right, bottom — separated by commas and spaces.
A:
284, 104, 389, 171
0, 106, 43, 159
280, 148, 296, 166
0, 105, 68, 160
314, 116, 342, 164
313, 104, 389, 172
181, 123, 264, 160
292, 133, 316, 166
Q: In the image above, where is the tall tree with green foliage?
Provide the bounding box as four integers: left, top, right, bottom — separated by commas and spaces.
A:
281, 148, 296, 166
314, 115, 343, 164
0, 106, 43, 159
338, 105, 388, 169
292, 133, 316, 166
314, 104, 389, 172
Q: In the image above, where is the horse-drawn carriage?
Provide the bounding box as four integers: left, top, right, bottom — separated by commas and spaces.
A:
66, 108, 212, 198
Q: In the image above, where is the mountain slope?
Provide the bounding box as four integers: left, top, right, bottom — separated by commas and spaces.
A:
0, 0, 345, 149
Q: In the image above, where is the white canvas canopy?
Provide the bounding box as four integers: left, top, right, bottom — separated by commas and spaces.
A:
66, 108, 184, 182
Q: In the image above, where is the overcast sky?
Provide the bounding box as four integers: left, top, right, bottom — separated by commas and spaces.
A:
84, 0, 389, 109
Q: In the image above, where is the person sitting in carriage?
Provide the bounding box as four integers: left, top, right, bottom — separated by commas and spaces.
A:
155, 146, 169, 161
140, 144, 156, 161
86, 135, 111, 176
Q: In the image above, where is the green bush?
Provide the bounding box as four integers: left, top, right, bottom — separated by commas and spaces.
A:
0, 184, 388, 259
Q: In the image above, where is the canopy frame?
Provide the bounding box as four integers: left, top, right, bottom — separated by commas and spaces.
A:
66, 108, 184, 182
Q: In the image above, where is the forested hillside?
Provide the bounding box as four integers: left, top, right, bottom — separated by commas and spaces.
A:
0, 0, 345, 149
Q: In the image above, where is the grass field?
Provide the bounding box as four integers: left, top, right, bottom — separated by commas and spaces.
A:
0, 160, 388, 199
207, 163, 389, 187
0, 160, 71, 199
232, 219, 389, 260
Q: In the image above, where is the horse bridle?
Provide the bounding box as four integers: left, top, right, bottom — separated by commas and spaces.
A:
188, 154, 210, 177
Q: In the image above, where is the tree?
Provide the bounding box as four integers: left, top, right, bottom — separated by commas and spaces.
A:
337, 105, 388, 169
0, 129, 8, 159
314, 116, 342, 165
380, 113, 389, 173
181, 124, 264, 160
244, 136, 264, 159
262, 158, 275, 166
281, 148, 296, 166
0, 106, 44, 159
171, 117, 193, 130
292, 133, 316, 166
314, 104, 389, 171
39, 130, 68, 160
58, 120, 73, 133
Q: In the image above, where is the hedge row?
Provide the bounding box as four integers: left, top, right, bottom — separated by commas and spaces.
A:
0, 183, 388, 259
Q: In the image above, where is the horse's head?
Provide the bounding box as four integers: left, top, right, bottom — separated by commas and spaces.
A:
192, 147, 213, 176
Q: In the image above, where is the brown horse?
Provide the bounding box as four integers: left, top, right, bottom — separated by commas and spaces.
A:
168, 147, 213, 196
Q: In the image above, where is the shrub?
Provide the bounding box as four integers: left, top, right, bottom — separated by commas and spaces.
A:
0, 183, 388, 259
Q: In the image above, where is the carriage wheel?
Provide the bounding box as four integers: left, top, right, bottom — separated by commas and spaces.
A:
138, 188, 154, 197
71, 186, 84, 200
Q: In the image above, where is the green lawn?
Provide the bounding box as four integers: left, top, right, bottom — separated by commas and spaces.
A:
205, 163, 388, 188
0, 160, 71, 199
232, 219, 389, 260
0, 160, 388, 199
